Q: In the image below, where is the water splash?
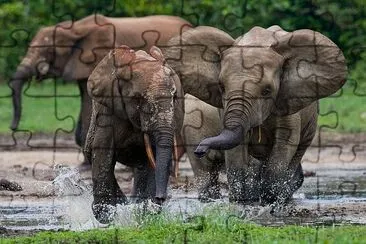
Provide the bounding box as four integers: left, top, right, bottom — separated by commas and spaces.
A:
2, 164, 366, 233
52, 164, 105, 231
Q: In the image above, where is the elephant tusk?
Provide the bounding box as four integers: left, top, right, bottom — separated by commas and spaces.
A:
144, 133, 156, 169
171, 135, 180, 178
258, 126, 261, 143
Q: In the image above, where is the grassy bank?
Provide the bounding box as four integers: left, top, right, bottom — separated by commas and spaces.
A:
2, 215, 366, 243
0, 80, 80, 134
318, 80, 366, 133
0, 80, 365, 134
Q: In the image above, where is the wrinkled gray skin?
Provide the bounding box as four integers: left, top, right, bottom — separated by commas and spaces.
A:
182, 94, 225, 201
165, 26, 347, 205
9, 14, 191, 165
182, 94, 310, 203
84, 46, 184, 224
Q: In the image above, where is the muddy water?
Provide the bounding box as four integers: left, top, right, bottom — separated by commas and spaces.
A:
1, 165, 366, 232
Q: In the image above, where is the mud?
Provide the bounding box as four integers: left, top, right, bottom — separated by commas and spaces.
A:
0, 132, 366, 237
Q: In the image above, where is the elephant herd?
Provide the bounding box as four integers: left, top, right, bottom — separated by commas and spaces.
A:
9, 14, 347, 223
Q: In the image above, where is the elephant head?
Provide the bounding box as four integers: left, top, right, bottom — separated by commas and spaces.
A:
165, 26, 347, 156
88, 45, 184, 204
9, 14, 115, 130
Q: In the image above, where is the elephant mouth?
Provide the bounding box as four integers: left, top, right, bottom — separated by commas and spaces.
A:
143, 133, 180, 178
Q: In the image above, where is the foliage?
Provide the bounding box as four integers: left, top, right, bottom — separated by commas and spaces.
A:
0, 0, 365, 134
0, 81, 364, 134
0, 0, 365, 83
2, 213, 366, 243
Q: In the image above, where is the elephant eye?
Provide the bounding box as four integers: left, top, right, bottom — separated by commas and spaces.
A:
261, 86, 272, 96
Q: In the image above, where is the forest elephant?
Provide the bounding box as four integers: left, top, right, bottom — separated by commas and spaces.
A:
9, 14, 191, 167
164, 26, 347, 205
182, 94, 262, 202
84, 45, 184, 223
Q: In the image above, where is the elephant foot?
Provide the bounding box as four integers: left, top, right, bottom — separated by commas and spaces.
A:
116, 195, 128, 205
228, 184, 254, 204
261, 168, 303, 206
260, 181, 292, 206
153, 197, 165, 205
198, 185, 222, 203
228, 195, 258, 205
92, 202, 116, 224
227, 168, 259, 204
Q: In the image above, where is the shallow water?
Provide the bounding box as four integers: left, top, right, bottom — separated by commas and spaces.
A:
1, 166, 366, 231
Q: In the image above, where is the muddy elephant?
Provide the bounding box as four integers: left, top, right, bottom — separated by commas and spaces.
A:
84, 45, 184, 223
182, 94, 225, 201
183, 94, 262, 202
9, 14, 191, 165
165, 26, 347, 205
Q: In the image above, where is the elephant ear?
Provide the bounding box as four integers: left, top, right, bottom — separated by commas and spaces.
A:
149, 46, 165, 62
272, 29, 347, 115
57, 14, 115, 81
87, 46, 136, 116
163, 26, 235, 108
171, 67, 185, 134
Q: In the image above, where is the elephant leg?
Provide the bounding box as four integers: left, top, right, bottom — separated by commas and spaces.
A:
260, 115, 301, 205
114, 175, 128, 205
225, 140, 255, 204
289, 161, 304, 196
182, 94, 224, 201
132, 164, 156, 202
76, 79, 92, 168
91, 126, 119, 224
198, 163, 222, 202
187, 148, 223, 202
244, 155, 263, 202
287, 123, 317, 197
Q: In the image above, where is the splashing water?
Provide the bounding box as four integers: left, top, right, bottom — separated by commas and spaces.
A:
51, 165, 273, 230
2, 164, 366, 232
52, 164, 104, 230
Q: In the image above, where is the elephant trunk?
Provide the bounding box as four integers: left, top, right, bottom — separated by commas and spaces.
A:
194, 95, 250, 158
9, 65, 34, 130
153, 129, 174, 203
194, 127, 245, 158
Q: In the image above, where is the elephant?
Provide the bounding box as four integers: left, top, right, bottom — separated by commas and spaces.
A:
9, 14, 191, 167
182, 94, 225, 201
84, 45, 184, 223
164, 25, 347, 205
182, 94, 262, 202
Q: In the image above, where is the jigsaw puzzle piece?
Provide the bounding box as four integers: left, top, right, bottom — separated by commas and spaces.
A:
50, 0, 116, 19
349, 46, 366, 97
0, 29, 30, 48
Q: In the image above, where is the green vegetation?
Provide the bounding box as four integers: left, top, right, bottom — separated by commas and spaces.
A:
2, 214, 366, 243
0, 80, 80, 133
0, 0, 365, 133
0, 0, 365, 82
0, 79, 365, 134
318, 81, 366, 133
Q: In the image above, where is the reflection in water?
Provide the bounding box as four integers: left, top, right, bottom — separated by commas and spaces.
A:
1, 165, 366, 231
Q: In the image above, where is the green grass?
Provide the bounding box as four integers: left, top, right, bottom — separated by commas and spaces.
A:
318, 81, 366, 133
0, 80, 80, 134
0, 79, 365, 134
2, 213, 366, 243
